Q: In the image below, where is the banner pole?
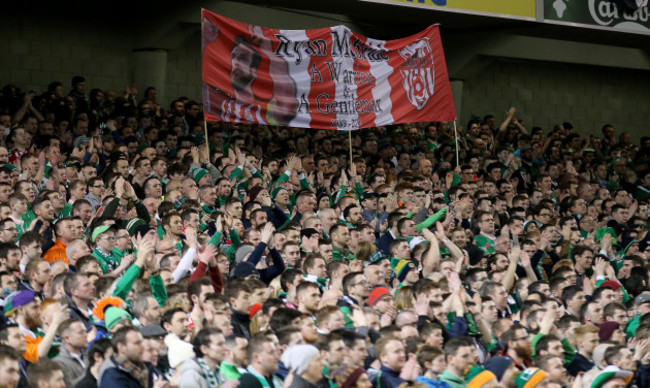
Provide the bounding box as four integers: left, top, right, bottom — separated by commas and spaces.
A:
453, 120, 459, 168
348, 131, 353, 171
204, 120, 210, 163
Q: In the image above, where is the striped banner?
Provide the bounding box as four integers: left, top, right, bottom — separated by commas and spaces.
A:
202, 9, 456, 130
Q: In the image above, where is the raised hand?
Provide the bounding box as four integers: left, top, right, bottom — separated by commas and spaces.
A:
261, 222, 275, 244
185, 227, 198, 249
199, 244, 217, 265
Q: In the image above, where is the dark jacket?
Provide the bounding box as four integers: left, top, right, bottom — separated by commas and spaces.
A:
98, 356, 153, 388
377, 231, 395, 257
245, 242, 286, 285
74, 371, 97, 388
66, 295, 94, 332
17, 280, 45, 301
565, 353, 594, 377
371, 365, 404, 388
631, 361, 650, 388
231, 308, 251, 340
288, 374, 330, 388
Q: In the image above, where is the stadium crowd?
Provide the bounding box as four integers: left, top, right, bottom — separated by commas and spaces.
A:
0, 75, 647, 388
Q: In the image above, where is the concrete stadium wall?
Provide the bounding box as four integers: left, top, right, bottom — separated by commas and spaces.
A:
460, 57, 650, 140
0, 14, 133, 96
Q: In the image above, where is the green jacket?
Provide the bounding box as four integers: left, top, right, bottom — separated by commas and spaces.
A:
439, 369, 466, 388
220, 361, 244, 381
332, 245, 356, 262
112, 263, 168, 306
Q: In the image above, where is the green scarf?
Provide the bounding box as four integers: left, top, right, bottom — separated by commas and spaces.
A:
198, 358, 221, 388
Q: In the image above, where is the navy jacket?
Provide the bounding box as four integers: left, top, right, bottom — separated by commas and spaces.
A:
377, 231, 395, 257
565, 353, 594, 377
99, 357, 153, 388
371, 365, 404, 388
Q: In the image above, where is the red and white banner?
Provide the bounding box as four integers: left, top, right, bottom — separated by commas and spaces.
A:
202, 9, 456, 130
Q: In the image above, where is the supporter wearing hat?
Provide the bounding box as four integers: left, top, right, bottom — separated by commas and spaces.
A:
104, 306, 133, 333
6, 290, 65, 363
281, 344, 326, 387
599, 321, 624, 343
368, 287, 392, 309
625, 291, 650, 337
465, 365, 498, 388
590, 365, 632, 388
515, 367, 547, 388
190, 167, 211, 186
484, 356, 518, 386
332, 364, 371, 388
91, 225, 120, 275
394, 259, 418, 288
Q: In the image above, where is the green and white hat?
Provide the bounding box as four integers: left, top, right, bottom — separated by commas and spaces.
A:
590, 365, 632, 388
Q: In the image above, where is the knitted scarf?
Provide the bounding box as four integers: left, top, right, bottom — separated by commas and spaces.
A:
198, 358, 220, 388
113, 355, 148, 388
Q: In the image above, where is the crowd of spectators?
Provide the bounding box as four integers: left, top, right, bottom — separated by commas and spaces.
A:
0, 74, 648, 388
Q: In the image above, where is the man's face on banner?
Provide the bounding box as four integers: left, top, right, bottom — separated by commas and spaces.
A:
231, 42, 258, 92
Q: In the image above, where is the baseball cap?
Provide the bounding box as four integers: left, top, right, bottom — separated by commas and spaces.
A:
141, 324, 168, 338
3, 290, 38, 317
91, 225, 112, 243
634, 292, 650, 306
600, 280, 621, 291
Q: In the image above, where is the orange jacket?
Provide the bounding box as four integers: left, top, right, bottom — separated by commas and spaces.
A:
43, 240, 69, 265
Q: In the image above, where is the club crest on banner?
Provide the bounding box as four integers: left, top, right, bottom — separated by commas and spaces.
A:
399, 38, 435, 111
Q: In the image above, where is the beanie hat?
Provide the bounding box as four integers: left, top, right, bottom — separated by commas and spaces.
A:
271, 187, 287, 200
484, 357, 514, 381
165, 334, 195, 369
234, 261, 258, 278
249, 303, 263, 320
590, 365, 633, 388
599, 321, 620, 341
395, 260, 415, 282
281, 345, 319, 376
3, 164, 18, 172
465, 244, 484, 266
368, 287, 392, 307
133, 224, 154, 240
601, 280, 622, 291
104, 306, 133, 331
249, 185, 264, 202
91, 225, 111, 243
235, 245, 255, 264
190, 167, 209, 184
515, 368, 547, 388
126, 218, 146, 236
332, 365, 365, 388
466, 366, 497, 388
